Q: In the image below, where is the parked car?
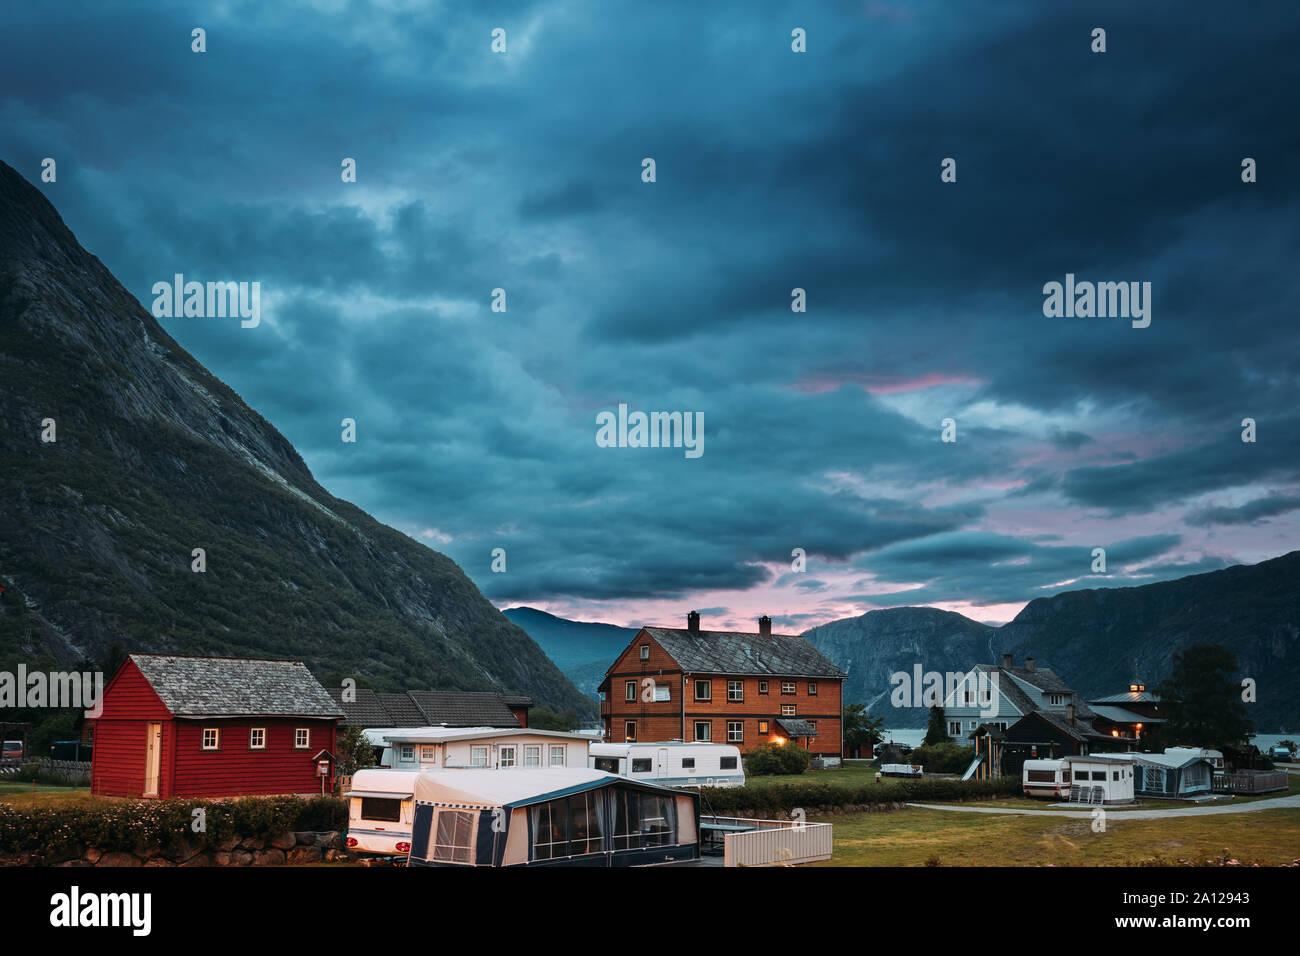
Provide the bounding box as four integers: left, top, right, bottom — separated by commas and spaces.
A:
1269, 745, 1295, 762
1, 740, 23, 761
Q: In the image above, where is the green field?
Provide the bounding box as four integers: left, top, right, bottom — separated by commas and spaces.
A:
810, 805, 1300, 866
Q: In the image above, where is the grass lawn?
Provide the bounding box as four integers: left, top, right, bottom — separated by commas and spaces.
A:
810, 805, 1300, 866
743, 763, 909, 790
0, 782, 107, 809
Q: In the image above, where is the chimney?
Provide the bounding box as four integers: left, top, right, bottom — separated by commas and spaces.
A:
1065, 703, 1075, 726
758, 615, 772, 637
1025, 657, 1035, 671
1001, 653, 1012, 669
687, 610, 700, 634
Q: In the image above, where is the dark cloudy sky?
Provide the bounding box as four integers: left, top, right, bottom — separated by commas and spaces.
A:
4, 1, 1298, 631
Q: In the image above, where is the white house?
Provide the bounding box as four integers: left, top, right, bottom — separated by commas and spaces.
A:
378, 726, 598, 771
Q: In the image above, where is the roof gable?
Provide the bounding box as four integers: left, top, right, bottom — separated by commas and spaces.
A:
639, 627, 846, 678
128, 655, 342, 718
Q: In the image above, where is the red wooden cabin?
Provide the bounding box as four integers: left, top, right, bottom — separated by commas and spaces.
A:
91, 654, 343, 798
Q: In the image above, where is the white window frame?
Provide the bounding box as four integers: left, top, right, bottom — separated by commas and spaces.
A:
781, 704, 795, 716
202, 728, 219, 750
499, 745, 517, 768
624, 680, 636, 702
727, 680, 743, 702
524, 744, 541, 767
694, 721, 711, 742
639, 644, 650, 660
694, 680, 711, 701
249, 727, 266, 750
470, 745, 489, 767
399, 744, 415, 762
420, 746, 436, 762
548, 744, 566, 767
653, 684, 670, 702
781, 681, 796, 695
727, 721, 743, 742
294, 728, 310, 749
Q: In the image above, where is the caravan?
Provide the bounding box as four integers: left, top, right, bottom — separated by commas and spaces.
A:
588, 741, 745, 788
1021, 758, 1071, 798
344, 769, 418, 855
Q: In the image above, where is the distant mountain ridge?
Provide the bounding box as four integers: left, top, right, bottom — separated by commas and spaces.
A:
803, 551, 1300, 732
502, 607, 636, 700
0, 160, 593, 716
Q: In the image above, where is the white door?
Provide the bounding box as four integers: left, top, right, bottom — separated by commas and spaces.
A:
656, 748, 669, 778
143, 723, 162, 796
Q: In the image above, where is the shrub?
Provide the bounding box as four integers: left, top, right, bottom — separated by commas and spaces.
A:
0, 795, 348, 862
744, 743, 812, 776
909, 742, 975, 775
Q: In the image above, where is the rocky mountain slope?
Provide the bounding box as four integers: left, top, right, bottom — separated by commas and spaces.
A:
0, 160, 592, 716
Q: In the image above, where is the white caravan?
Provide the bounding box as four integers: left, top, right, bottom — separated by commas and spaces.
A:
588, 741, 745, 788
344, 768, 418, 856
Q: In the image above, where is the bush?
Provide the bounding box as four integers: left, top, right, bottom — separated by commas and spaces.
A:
0, 795, 348, 862
698, 774, 1022, 816
744, 743, 812, 776
909, 742, 975, 775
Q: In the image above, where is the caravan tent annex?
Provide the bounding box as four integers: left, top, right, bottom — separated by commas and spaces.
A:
1132, 752, 1215, 798
408, 767, 699, 867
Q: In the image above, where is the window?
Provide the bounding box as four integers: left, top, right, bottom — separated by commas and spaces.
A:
681, 757, 695, 770
1027, 770, 1057, 783
202, 728, 219, 750
432, 810, 477, 864
1091, 771, 1105, 781
524, 745, 541, 767
625, 680, 636, 702
1048, 694, 1065, 706
499, 745, 517, 768
781, 705, 795, 716
639, 644, 650, 660
781, 681, 796, 695
653, 684, 670, 702
470, 746, 488, 767
533, 792, 604, 860
694, 721, 711, 742
294, 728, 310, 749
807, 721, 817, 733
399, 744, 415, 762
757, 720, 769, 734
948, 721, 961, 736
720, 756, 738, 770
624, 721, 636, 742
808, 682, 818, 696
549, 745, 566, 767
694, 680, 711, 702
727, 721, 743, 742
1112, 770, 1120, 781
612, 790, 675, 850
419, 746, 436, 761
727, 680, 743, 702
249, 728, 266, 750
631, 758, 652, 773
968, 720, 976, 730
360, 797, 402, 823
758, 681, 768, 695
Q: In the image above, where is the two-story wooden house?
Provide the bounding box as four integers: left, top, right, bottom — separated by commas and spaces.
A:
598, 612, 846, 763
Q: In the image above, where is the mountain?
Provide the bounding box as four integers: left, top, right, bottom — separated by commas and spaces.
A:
803, 551, 1300, 732
502, 606, 636, 699
802, 607, 1001, 727
0, 160, 593, 717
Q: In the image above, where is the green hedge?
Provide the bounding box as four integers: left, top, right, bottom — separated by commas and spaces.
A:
0, 796, 347, 861
697, 775, 1021, 815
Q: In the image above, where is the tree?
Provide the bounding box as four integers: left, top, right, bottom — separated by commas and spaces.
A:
923, 705, 949, 746
1156, 644, 1253, 750
843, 703, 885, 752
528, 706, 580, 731
335, 724, 377, 776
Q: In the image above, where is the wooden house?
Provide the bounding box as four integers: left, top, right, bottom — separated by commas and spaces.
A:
379, 726, 595, 770
90, 654, 342, 798
598, 612, 846, 762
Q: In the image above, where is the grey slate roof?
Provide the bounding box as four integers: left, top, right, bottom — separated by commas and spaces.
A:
327, 688, 392, 728
130, 654, 342, 718
1090, 690, 1160, 705
374, 692, 428, 726
777, 718, 819, 738
1089, 704, 1164, 725
640, 628, 847, 679
407, 691, 522, 728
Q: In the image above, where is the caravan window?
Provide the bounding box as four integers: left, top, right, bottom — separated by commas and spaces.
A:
532, 792, 603, 860
432, 810, 477, 864
613, 790, 675, 850
1027, 770, 1057, 782
593, 756, 620, 772
360, 797, 403, 823
631, 758, 652, 773
681, 757, 695, 769
720, 756, 738, 770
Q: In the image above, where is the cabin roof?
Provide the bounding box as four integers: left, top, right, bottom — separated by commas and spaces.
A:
327, 688, 392, 726
1089, 690, 1160, 704
1089, 704, 1164, 725
382, 726, 596, 744
638, 627, 846, 679
776, 718, 818, 738
406, 691, 523, 728
413, 767, 683, 808
128, 654, 342, 718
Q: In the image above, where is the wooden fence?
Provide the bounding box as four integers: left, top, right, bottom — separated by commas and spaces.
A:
711, 816, 834, 867
1212, 770, 1289, 794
